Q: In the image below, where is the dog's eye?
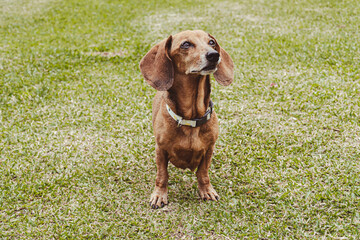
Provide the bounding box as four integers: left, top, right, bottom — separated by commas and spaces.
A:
209, 39, 216, 46
180, 41, 192, 49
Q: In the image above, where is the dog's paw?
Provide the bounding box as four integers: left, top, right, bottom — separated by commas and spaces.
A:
198, 184, 219, 201
149, 188, 168, 209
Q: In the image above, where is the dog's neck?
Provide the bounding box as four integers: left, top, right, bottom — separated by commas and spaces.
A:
167, 73, 211, 120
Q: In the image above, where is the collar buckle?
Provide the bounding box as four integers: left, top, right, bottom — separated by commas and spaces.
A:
177, 118, 183, 127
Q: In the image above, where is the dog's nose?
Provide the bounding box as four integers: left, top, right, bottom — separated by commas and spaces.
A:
206, 51, 220, 63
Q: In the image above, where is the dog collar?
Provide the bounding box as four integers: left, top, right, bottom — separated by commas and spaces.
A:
166, 101, 214, 127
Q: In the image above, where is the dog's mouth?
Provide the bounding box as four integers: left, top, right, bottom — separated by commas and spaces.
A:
201, 64, 218, 72
190, 64, 218, 74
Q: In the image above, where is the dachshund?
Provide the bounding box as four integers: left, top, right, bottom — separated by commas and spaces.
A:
140, 30, 234, 209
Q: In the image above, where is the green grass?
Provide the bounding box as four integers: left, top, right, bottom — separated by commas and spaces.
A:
1, 0, 360, 238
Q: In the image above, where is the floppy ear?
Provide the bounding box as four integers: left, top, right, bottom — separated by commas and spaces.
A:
139, 36, 174, 91
209, 34, 234, 86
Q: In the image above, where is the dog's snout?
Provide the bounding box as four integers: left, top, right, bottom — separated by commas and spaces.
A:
206, 51, 220, 63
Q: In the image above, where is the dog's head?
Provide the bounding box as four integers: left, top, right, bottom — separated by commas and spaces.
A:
140, 30, 234, 91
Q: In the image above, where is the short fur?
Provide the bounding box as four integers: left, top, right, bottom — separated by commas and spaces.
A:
140, 30, 234, 209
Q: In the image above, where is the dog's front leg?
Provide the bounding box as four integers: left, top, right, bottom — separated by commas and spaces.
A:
196, 145, 219, 201
150, 145, 169, 209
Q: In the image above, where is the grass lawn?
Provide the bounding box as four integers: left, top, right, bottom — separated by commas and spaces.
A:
1, 0, 360, 238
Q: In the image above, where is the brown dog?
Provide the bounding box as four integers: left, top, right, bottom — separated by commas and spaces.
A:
140, 30, 234, 209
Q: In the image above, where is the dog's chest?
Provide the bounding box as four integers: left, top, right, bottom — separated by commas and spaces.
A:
167, 130, 208, 171
170, 148, 205, 171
